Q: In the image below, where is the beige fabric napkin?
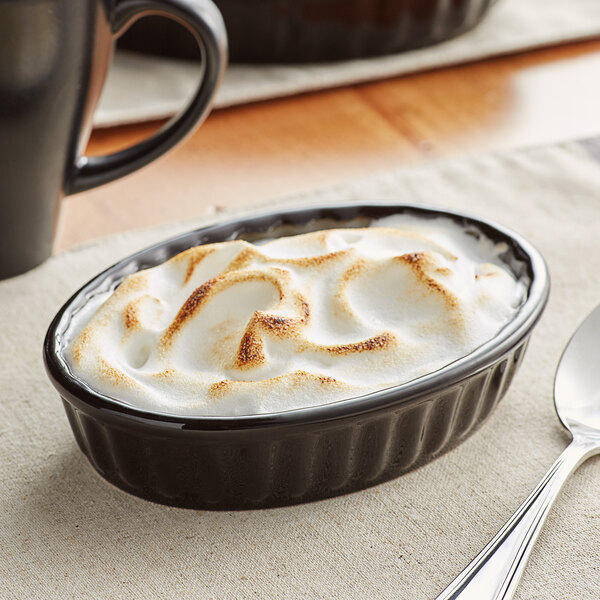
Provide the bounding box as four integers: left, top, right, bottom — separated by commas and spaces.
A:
2, 139, 600, 599
95, 0, 600, 127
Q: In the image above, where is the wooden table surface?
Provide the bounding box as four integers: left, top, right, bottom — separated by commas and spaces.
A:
57, 39, 600, 252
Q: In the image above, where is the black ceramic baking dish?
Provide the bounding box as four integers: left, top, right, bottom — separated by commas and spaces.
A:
119, 0, 499, 63
44, 203, 549, 509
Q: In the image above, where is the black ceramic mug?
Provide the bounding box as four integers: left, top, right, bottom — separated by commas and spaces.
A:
0, 0, 227, 279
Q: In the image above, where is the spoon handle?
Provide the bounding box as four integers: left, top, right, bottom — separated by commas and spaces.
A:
435, 437, 600, 600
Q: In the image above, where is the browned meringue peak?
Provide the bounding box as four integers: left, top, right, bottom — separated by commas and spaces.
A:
66, 217, 524, 416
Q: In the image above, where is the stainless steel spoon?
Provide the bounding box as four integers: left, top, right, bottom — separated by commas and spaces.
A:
436, 305, 600, 600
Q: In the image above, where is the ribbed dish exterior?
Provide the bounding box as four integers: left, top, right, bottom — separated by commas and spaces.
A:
118, 0, 498, 63
219, 0, 497, 62
62, 339, 526, 510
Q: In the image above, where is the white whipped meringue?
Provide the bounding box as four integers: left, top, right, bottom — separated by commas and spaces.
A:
65, 215, 526, 416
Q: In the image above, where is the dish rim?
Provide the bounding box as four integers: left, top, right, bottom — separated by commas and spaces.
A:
43, 202, 550, 430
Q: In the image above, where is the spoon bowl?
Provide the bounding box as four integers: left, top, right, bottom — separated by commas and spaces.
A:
555, 305, 600, 435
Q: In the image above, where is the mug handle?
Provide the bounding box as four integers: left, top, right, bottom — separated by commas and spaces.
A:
67, 0, 227, 195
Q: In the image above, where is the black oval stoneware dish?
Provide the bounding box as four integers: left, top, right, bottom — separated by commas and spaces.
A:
44, 203, 549, 509
119, 0, 499, 63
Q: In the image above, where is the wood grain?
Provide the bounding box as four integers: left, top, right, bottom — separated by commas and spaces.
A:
57, 39, 600, 251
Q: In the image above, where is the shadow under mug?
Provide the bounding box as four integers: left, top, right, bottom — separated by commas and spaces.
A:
0, 0, 227, 279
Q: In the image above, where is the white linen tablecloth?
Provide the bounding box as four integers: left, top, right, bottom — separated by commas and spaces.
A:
1, 139, 600, 598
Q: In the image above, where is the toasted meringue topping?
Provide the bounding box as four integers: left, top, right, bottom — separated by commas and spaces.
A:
65, 215, 525, 415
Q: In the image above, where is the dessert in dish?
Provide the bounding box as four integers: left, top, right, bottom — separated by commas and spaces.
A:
65, 214, 525, 416
46, 204, 549, 509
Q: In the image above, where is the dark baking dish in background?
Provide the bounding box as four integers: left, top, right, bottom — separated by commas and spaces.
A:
119, 0, 499, 63
44, 203, 549, 510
